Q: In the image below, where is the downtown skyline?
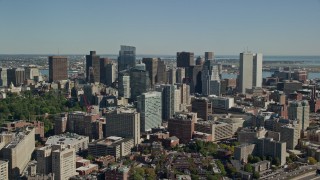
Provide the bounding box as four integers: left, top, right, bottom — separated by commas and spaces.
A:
0, 0, 320, 56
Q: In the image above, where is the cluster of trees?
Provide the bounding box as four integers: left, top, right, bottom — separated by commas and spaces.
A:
131, 167, 156, 180
184, 140, 218, 156
0, 91, 83, 132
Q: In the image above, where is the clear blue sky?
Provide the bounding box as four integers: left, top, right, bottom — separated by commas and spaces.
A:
0, 0, 319, 55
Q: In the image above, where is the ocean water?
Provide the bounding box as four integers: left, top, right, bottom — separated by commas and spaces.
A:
222, 71, 320, 79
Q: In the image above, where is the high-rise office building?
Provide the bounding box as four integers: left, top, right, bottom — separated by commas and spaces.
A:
137, 91, 162, 132
142, 58, 158, 87
288, 101, 310, 131
238, 52, 263, 93
52, 146, 76, 180
177, 52, 195, 68
201, 60, 220, 96
48, 56, 68, 83
0, 68, 7, 87
186, 65, 203, 94
118, 45, 136, 72
99, 57, 112, 84
105, 62, 117, 86
176, 68, 185, 83
118, 72, 131, 99
0, 127, 35, 179
168, 68, 176, 85
105, 108, 141, 145
25, 65, 40, 80
157, 84, 175, 120
7, 68, 25, 86
130, 68, 150, 101
86, 51, 100, 83
205, 52, 214, 61
157, 59, 167, 84
195, 56, 204, 65
174, 88, 181, 113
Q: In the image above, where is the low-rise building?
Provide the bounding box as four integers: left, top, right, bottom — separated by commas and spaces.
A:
105, 165, 130, 180
45, 133, 89, 153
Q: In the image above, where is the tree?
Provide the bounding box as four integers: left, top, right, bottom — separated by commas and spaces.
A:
253, 171, 260, 179
308, 157, 317, 165
244, 164, 253, 173
215, 160, 226, 176
272, 157, 281, 166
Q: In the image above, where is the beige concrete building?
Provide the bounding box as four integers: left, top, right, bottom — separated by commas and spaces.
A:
36, 146, 53, 175
280, 124, 300, 150
288, 101, 310, 131
0, 160, 8, 180
45, 133, 89, 153
0, 127, 35, 179
88, 136, 134, 160
52, 146, 77, 180
195, 120, 233, 141
105, 108, 141, 145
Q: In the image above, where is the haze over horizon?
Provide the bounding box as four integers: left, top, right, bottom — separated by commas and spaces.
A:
0, 0, 319, 56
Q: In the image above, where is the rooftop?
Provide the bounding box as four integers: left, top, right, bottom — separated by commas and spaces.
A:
46, 133, 88, 146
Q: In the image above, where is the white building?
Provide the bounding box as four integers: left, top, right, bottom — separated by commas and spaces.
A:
52, 146, 77, 180
238, 52, 262, 93
137, 91, 162, 132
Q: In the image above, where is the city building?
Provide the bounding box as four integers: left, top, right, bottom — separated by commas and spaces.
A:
67, 112, 103, 140
52, 146, 77, 180
205, 52, 214, 61
195, 120, 233, 141
36, 145, 53, 175
176, 83, 191, 111
118, 45, 136, 72
176, 68, 185, 84
156, 59, 167, 84
0, 120, 44, 138
137, 91, 162, 132
88, 136, 134, 160
168, 112, 197, 144
157, 84, 175, 120
54, 114, 68, 135
201, 60, 220, 96
209, 96, 234, 111
168, 68, 176, 85
142, 58, 158, 87
0, 160, 8, 180
256, 138, 286, 166
186, 65, 203, 94
7, 68, 25, 86
105, 108, 141, 145
288, 101, 310, 131
118, 72, 131, 99
105, 165, 130, 180
45, 133, 89, 153
86, 51, 100, 83
177, 52, 195, 68
0, 127, 35, 179
234, 143, 256, 163
0, 68, 7, 87
25, 65, 40, 81
238, 52, 263, 93
280, 124, 300, 150
105, 62, 117, 86
48, 56, 68, 83
191, 97, 212, 121
130, 68, 150, 101
195, 56, 204, 66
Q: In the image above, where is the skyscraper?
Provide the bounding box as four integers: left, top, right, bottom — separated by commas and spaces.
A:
7, 68, 25, 86
142, 58, 158, 87
0, 68, 7, 87
48, 56, 68, 83
118, 45, 136, 72
176, 68, 185, 83
137, 91, 162, 132
186, 65, 203, 94
99, 57, 112, 84
157, 84, 175, 120
156, 59, 167, 84
238, 52, 263, 93
86, 51, 100, 83
205, 52, 214, 61
105, 62, 117, 86
130, 67, 150, 101
177, 52, 195, 68
118, 72, 131, 99
201, 60, 220, 96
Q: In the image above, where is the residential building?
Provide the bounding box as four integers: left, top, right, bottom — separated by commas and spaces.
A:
288, 101, 310, 131
168, 112, 197, 144
157, 84, 175, 120
280, 124, 300, 150
0, 160, 8, 180
105, 165, 130, 180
